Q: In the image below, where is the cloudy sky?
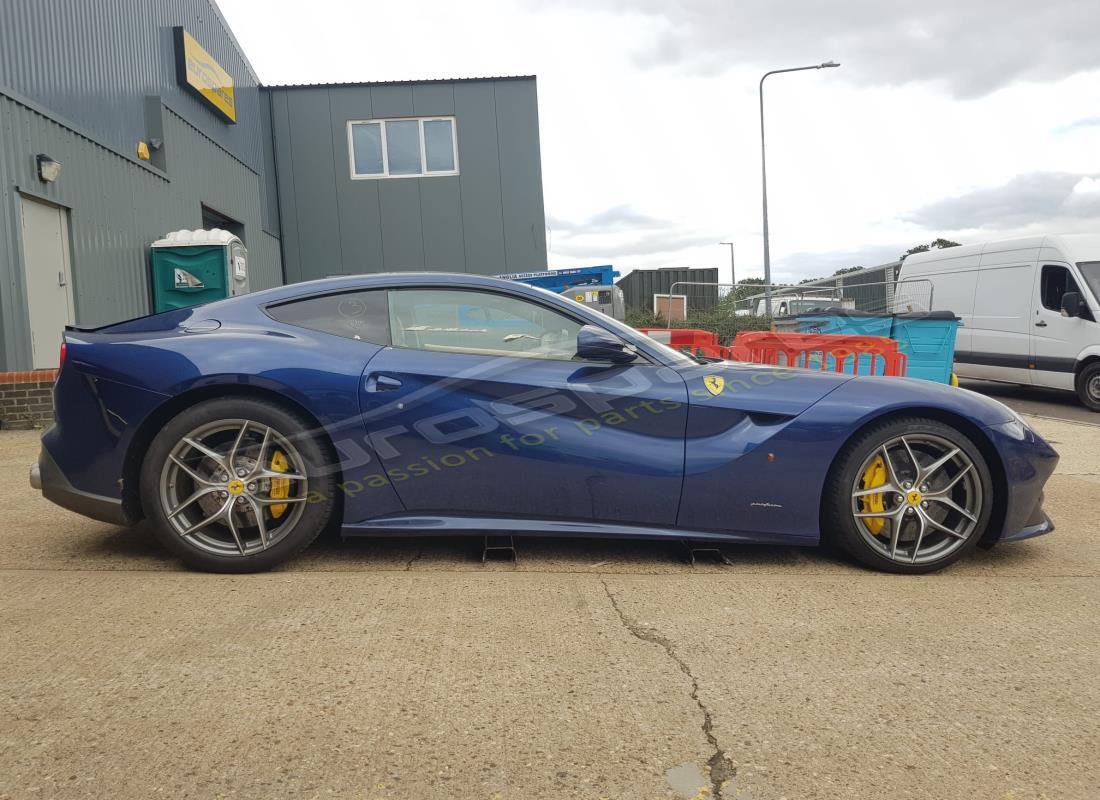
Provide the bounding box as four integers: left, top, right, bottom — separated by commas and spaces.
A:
218, 0, 1100, 283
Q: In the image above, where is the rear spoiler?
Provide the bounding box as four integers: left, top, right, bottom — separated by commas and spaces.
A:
65, 306, 197, 335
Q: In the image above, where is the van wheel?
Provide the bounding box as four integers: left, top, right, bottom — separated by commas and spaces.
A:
1075, 362, 1100, 412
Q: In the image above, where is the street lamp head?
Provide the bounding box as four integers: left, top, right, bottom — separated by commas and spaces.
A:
820, 60, 840, 68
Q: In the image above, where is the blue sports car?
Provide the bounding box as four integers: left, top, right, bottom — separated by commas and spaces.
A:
31, 273, 1058, 573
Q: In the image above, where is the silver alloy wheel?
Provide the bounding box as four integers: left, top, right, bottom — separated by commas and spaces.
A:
849, 433, 983, 565
159, 419, 309, 557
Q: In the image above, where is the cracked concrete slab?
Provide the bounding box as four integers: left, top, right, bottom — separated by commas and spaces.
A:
1, 416, 1097, 798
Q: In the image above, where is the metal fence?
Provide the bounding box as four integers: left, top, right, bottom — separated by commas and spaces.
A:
667, 278, 934, 317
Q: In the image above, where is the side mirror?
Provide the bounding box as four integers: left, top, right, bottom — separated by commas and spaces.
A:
576, 324, 638, 364
1061, 291, 1083, 318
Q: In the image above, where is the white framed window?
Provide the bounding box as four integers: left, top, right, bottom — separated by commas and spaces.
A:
347, 117, 459, 179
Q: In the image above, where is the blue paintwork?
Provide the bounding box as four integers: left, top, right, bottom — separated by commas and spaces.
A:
39, 272, 1058, 548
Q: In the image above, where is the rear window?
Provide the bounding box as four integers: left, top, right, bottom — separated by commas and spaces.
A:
267, 289, 390, 344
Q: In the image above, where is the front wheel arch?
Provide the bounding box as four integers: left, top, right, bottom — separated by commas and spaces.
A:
122, 384, 343, 523
819, 407, 1007, 549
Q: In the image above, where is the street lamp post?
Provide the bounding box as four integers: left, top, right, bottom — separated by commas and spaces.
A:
719, 241, 736, 291
760, 60, 839, 315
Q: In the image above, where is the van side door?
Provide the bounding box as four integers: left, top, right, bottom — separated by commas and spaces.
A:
1029, 263, 1095, 391
964, 259, 1036, 384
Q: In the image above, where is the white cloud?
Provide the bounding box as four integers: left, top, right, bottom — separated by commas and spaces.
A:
217, 0, 1100, 283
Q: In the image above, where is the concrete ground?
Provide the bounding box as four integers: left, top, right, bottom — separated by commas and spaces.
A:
959, 378, 1100, 425
0, 414, 1097, 800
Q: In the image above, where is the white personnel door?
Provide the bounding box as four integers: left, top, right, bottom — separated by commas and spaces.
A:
19, 195, 74, 369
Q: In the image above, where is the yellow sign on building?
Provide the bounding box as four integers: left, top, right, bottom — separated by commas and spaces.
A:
173, 27, 236, 123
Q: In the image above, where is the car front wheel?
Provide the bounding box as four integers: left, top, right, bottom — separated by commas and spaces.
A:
139, 397, 336, 572
824, 417, 993, 574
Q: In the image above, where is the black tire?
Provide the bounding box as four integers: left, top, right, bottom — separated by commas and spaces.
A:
822, 417, 994, 574
139, 397, 336, 573
1075, 362, 1100, 412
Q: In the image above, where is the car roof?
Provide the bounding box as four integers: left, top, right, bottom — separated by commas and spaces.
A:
242, 272, 531, 305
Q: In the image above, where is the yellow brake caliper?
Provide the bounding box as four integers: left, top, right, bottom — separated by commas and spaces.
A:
269, 450, 291, 519
860, 455, 888, 535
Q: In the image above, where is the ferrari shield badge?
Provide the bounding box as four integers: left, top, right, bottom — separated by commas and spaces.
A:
703, 375, 725, 396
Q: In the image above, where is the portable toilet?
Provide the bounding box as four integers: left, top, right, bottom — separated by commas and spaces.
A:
149, 229, 248, 312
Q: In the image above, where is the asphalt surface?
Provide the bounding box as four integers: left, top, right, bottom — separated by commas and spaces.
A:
960, 379, 1100, 425
1, 416, 1097, 800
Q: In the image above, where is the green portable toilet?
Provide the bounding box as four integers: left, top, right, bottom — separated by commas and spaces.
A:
150, 228, 249, 313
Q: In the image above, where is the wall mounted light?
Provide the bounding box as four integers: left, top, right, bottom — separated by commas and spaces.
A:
36, 154, 62, 182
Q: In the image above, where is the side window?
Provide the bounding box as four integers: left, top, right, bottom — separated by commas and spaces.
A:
388, 289, 583, 360
267, 290, 390, 343
1039, 265, 1081, 312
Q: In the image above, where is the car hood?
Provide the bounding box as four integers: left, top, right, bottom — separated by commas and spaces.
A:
675, 361, 854, 416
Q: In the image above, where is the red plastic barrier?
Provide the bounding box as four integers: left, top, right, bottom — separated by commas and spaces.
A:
638, 328, 719, 348
728, 332, 908, 377
638, 328, 727, 359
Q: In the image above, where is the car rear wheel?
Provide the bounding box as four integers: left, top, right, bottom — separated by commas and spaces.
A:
823, 417, 993, 574
1075, 362, 1100, 412
139, 398, 336, 572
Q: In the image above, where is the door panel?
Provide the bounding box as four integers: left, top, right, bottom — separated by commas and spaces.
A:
961, 262, 1035, 384
359, 347, 689, 525
1030, 263, 1092, 390
20, 196, 74, 369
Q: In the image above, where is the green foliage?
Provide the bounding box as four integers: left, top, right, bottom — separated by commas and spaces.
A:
625, 306, 772, 346
902, 238, 961, 260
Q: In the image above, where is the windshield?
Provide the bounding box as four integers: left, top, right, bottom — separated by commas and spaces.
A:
1077, 262, 1100, 304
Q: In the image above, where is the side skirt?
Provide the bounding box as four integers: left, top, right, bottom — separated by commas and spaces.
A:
341, 514, 817, 546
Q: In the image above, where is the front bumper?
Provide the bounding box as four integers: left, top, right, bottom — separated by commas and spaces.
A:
33, 444, 129, 526
984, 420, 1059, 543
1000, 492, 1055, 542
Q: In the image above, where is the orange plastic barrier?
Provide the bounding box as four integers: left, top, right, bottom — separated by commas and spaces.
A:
638, 328, 727, 359
728, 332, 908, 377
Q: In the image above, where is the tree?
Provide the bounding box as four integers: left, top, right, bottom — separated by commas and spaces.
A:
716, 278, 768, 309
902, 238, 961, 261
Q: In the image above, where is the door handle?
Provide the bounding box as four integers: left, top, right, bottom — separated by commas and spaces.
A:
1035, 320, 1048, 327
365, 374, 403, 392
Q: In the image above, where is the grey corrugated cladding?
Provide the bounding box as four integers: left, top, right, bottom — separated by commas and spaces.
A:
0, 0, 281, 370
617, 268, 721, 312
265, 77, 548, 280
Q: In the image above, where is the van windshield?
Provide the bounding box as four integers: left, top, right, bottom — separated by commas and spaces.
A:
1078, 262, 1100, 304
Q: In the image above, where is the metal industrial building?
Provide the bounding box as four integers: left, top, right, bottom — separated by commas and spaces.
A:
616, 267, 721, 313
0, 0, 547, 375
267, 80, 546, 283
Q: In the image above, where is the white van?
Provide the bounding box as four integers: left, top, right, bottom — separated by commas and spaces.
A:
897, 234, 1100, 410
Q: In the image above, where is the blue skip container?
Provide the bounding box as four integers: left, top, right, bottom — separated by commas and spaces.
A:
796, 309, 961, 384
797, 310, 894, 338
890, 311, 960, 384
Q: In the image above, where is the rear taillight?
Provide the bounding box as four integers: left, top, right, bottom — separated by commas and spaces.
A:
58, 341, 67, 371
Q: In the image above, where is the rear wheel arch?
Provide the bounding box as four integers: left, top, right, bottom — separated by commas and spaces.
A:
122, 384, 342, 522
819, 406, 1007, 549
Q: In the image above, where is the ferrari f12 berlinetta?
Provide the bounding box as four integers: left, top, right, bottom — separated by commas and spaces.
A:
32, 274, 1057, 573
